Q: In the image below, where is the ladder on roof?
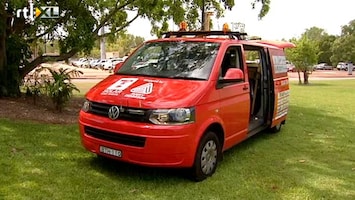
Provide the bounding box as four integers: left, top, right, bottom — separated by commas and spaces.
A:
162, 31, 248, 40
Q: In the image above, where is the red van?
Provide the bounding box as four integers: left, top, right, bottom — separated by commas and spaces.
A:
79, 29, 294, 181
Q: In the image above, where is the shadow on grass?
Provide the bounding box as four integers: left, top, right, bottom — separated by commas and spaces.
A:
78, 102, 355, 194
86, 156, 191, 182
290, 82, 333, 87
1, 99, 354, 198
219, 104, 355, 199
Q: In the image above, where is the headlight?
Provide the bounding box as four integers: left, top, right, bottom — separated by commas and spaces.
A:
149, 108, 195, 125
82, 100, 91, 112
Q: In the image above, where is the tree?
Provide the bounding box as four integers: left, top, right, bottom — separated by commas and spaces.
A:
286, 36, 318, 84
318, 34, 337, 65
331, 20, 355, 65
106, 34, 145, 56
302, 26, 326, 42
0, 0, 271, 97
302, 26, 336, 66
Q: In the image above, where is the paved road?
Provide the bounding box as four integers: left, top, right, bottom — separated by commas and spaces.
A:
72, 69, 355, 82
47, 63, 355, 82
288, 70, 355, 79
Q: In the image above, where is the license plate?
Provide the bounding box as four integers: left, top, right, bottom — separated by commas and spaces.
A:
99, 146, 122, 158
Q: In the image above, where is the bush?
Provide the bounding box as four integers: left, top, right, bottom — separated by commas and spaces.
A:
43, 67, 83, 112
22, 67, 50, 105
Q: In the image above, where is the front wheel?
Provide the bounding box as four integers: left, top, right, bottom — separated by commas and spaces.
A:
191, 131, 221, 182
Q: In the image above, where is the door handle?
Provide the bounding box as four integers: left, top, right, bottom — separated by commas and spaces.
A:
243, 86, 249, 90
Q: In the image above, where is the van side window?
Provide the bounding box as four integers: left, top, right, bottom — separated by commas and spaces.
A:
220, 47, 243, 78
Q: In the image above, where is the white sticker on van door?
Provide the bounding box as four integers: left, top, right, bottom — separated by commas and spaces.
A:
273, 56, 288, 73
275, 90, 290, 119
101, 78, 138, 96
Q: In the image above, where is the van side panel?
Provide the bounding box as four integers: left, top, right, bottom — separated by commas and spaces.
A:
269, 48, 290, 127
218, 82, 250, 150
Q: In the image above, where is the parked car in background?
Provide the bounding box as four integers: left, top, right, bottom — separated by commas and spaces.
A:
336, 62, 354, 71
336, 62, 347, 70
102, 58, 125, 70
286, 61, 296, 72
314, 63, 333, 70
102, 60, 114, 70
72, 58, 90, 68
95, 59, 107, 69
89, 59, 100, 68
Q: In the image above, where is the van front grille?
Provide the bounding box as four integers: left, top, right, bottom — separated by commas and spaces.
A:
84, 126, 146, 147
89, 101, 150, 123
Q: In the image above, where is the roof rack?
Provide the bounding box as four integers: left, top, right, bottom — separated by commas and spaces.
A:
162, 31, 248, 40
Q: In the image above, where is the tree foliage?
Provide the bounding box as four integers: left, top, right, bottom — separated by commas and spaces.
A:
331, 19, 355, 64
300, 21, 355, 67
107, 33, 145, 56
302, 26, 326, 42
0, 0, 271, 97
301, 27, 336, 65
318, 34, 336, 65
286, 36, 318, 84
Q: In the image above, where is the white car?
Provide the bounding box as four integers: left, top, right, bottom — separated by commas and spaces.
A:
336, 62, 347, 71
314, 63, 333, 70
72, 58, 90, 68
102, 58, 125, 70
89, 59, 100, 68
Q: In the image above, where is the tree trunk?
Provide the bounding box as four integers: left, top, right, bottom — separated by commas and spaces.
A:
0, 3, 7, 97
0, 34, 6, 97
297, 70, 302, 84
303, 71, 309, 84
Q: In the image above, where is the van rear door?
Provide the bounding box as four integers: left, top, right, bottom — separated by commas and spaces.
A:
269, 48, 290, 127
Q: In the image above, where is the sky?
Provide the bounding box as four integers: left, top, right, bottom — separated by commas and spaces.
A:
127, 0, 355, 41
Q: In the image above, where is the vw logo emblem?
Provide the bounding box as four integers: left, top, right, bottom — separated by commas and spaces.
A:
108, 106, 120, 120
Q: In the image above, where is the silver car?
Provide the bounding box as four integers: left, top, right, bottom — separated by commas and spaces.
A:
314, 63, 333, 70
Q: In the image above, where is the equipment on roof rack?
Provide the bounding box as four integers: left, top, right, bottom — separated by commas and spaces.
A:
163, 22, 247, 40
179, 21, 188, 31
162, 31, 248, 40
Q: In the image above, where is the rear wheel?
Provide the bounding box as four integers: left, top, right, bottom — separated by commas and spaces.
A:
191, 131, 221, 182
269, 123, 282, 133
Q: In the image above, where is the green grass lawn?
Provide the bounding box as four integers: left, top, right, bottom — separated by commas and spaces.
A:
1, 80, 354, 200
72, 80, 100, 96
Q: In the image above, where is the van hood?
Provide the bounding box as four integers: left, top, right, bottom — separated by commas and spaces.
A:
86, 75, 208, 108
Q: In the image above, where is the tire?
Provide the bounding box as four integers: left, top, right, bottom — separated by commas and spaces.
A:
269, 123, 282, 133
191, 131, 221, 182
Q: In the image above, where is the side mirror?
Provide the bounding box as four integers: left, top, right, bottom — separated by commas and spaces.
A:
113, 62, 123, 73
223, 68, 244, 81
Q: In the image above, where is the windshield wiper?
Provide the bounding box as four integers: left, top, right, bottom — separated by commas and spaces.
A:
116, 73, 206, 80
116, 73, 170, 79
169, 76, 206, 81
116, 72, 134, 75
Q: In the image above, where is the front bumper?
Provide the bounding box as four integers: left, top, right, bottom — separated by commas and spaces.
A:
79, 112, 197, 167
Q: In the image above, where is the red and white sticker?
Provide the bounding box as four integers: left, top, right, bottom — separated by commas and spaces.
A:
124, 83, 154, 99
101, 78, 138, 96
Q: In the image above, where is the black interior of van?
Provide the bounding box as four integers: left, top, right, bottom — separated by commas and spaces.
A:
244, 46, 272, 134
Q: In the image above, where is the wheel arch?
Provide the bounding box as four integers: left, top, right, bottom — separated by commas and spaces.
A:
204, 123, 224, 150
195, 119, 225, 152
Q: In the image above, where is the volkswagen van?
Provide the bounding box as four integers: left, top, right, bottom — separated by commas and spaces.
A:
79, 26, 294, 181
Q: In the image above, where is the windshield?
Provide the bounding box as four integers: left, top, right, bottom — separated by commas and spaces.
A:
116, 41, 220, 80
